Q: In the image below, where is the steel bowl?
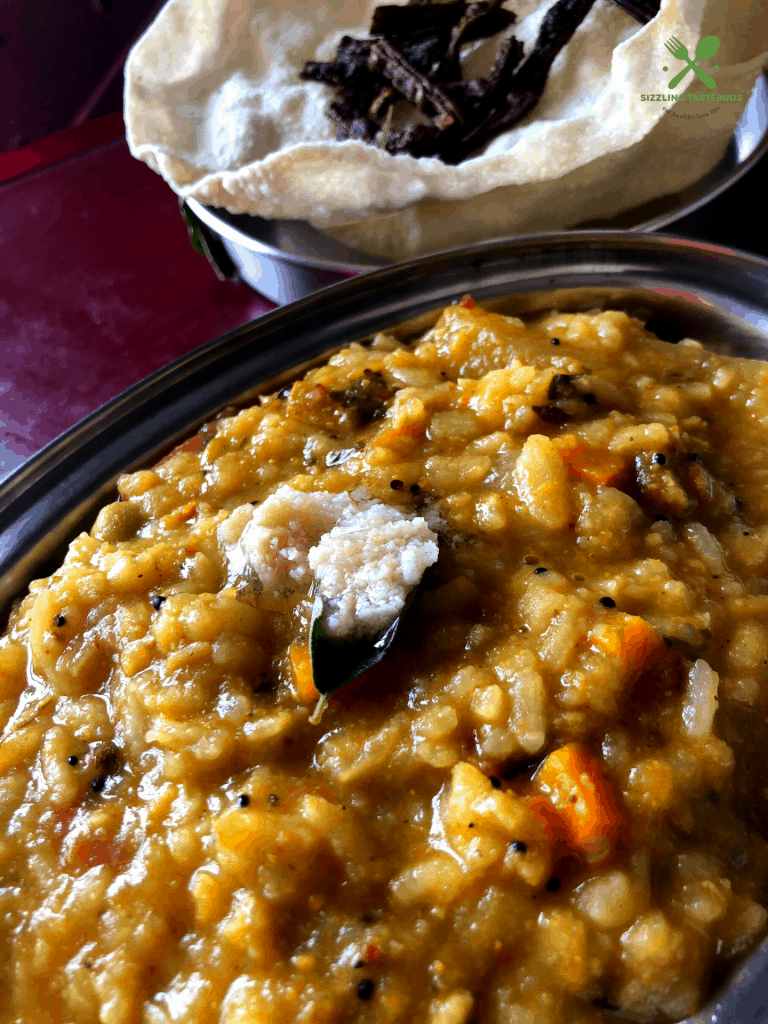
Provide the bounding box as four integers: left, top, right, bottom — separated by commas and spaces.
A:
185, 70, 768, 304
2, 230, 768, 1021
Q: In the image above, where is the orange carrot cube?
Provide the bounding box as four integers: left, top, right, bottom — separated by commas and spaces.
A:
588, 613, 663, 674
374, 422, 426, 452
557, 437, 628, 488
289, 639, 319, 704
535, 743, 621, 863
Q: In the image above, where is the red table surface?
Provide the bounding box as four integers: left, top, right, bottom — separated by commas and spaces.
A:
0, 135, 275, 482
4, 111, 768, 487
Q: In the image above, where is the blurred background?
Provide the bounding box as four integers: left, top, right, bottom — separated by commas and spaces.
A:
0, 0, 273, 483
0, 0, 163, 151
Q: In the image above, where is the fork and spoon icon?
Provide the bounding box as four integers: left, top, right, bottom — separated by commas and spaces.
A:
665, 35, 720, 89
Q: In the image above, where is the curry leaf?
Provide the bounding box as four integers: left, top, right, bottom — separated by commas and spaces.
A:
179, 199, 240, 282
308, 588, 418, 724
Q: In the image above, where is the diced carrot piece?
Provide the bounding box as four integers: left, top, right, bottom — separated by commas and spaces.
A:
588, 612, 663, 672
71, 836, 129, 869
458, 294, 475, 309
156, 430, 206, 466
557, 436, 628, 488
526, 794, 570, 851
53, 804, 79, 838
176, 433, 205, 455
289, 639, 319, 704
534, 743, 621, 863
374, 422, 427, 452
177, 502, 197, 523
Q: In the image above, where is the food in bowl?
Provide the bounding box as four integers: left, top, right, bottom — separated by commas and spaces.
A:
1, 298, 768, 1023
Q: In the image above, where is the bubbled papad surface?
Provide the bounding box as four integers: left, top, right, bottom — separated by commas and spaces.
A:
125, 0, 768, 259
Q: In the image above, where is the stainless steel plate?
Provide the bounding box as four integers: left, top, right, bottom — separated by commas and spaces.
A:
187, 71, 768, 304
2, 232, 768, 1021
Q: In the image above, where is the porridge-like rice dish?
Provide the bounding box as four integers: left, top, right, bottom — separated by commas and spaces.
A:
1, 298, 768, 1023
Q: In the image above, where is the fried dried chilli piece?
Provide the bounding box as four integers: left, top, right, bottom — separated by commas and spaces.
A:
328, 89, 379, 144
303, 37, 382, 142
485, 31, 527, 92
607, 0, 660, 23
301, 0, 599, 161
446, 0, 598, 162
303, 33, 464, 140
446, 0, 513, 61
367, 38, 466, 129
306, 3, 513, 95
301, 36, 373, 89
397, 30, 454, 80
369, 1, 515, 48
301, 1, 509, 147
382, 122, 442, 157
